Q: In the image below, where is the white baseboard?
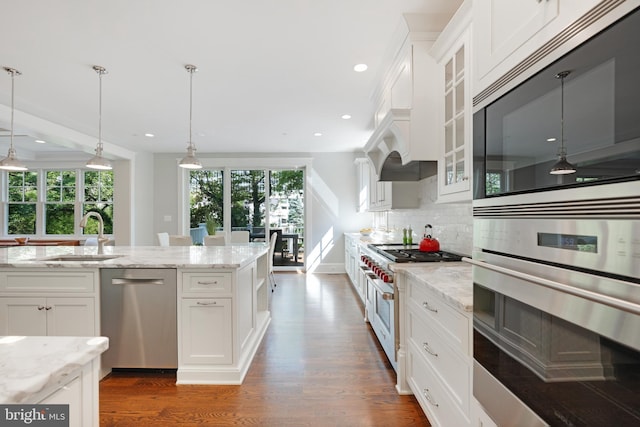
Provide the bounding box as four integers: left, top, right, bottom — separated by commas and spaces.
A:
309, 263, 345, 274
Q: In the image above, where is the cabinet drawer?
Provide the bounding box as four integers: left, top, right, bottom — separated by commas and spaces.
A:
407, 341, 470, 427
182, 272, 232, 294
0, 271, 96, 293
407, 281, 471, 356
406, 307, 470, 414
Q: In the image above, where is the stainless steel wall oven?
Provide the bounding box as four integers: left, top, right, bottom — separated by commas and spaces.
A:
469, 181, 640, 426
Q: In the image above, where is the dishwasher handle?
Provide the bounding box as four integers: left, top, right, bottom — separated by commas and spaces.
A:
111, 278, 165, 285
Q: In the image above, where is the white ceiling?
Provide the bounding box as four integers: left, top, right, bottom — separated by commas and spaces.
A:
0, 0, 462, 162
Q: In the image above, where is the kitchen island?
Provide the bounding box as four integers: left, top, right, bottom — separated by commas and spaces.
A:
0, 335, 108, 427
0, 244, 270, 385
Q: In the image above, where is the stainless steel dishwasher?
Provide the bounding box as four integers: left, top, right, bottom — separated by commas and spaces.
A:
100, 268, 177, 371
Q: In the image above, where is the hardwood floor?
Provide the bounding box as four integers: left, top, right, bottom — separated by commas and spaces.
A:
99, 272, 430, 426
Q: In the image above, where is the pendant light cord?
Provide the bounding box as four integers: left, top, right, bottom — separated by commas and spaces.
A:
189, 67, 193, 147
93, 65, 107, 151
556, 70, 570, 157
98, 69, 102, 149
186, 64, 197, 150
4, 67, 21, 151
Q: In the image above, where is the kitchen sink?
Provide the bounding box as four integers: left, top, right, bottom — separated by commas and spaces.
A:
37, 254, 124, 262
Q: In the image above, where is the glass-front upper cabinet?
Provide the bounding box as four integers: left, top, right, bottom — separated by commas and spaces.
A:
437, 24, 472, 202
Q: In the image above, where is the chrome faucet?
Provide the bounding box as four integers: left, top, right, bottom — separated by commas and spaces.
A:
80, 211, 109, 254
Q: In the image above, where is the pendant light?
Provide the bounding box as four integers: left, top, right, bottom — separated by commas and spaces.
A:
0, 67, 27, 171
86, 65, 112, 170
178, 64, 202, 169
549, 70, 576, 175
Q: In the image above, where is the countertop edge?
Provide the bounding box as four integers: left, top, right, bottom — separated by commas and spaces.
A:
392, 262, 473, 312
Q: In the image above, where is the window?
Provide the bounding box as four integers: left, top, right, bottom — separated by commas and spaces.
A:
83, 170, 114, 234
7, 171, 38, 234
3, 168, 114, 236
45, 170, 76, 234
189, 170, 224, 229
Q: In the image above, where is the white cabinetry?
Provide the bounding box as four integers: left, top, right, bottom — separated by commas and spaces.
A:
180, 297, 232, 365
38, 362, 99, 427
473, 0, 618, 104
355, 158, 371, 212
357, 156, 419, 212
0, 269, 99, 337
177, 251, 270, 384
398, 272, 472, 427
344, 234, 364, 303
431, 3, 472, 202
368, 164, 419, 211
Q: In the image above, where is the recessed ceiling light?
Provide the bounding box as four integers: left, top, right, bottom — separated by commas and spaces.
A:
144, 133, 155, 138
546, 137, 557, 142
313, 132, 322, 137
353, 64, 368, 72
35, 139, 46, 144
341, 114, 351, 120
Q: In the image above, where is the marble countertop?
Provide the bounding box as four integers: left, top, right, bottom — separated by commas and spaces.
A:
344, 232, 400, 246
392, 261, 473, 312
0, 336, 109, 404
0, 244, 268, 269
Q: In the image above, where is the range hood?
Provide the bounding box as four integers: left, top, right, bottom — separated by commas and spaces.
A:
364, 106, 439, 182
363, 21, 441, 182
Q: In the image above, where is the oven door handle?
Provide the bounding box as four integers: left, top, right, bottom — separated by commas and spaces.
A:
463, 257, 640, 316
368, 276, 394, 300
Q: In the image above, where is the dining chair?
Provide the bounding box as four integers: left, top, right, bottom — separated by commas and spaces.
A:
268, 232, 278, 292
230, 230, 250, 243
157, 232, 170, 247
169, 235, 193, 246
204, 235, 226, 246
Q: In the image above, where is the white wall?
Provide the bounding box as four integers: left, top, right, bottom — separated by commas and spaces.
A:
147, 151, 370, 272
306, 153, 372, 273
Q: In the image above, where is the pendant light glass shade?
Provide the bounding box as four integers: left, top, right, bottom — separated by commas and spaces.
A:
0, 67, 27, 171
86, 65, 112, 170
549, 70, 576, 175
178, 64, 202, 169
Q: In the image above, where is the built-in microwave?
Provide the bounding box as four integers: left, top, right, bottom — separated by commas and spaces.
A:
473, 6, 640, 200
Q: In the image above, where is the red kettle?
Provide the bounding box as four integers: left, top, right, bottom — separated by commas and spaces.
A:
419, 224, 440, 252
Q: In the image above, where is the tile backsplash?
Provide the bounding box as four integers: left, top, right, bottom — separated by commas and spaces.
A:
373, 176, 473, 256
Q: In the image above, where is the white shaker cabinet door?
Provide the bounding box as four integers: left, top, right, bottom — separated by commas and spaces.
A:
180, 298, 232, 365
0, 297, 48, 335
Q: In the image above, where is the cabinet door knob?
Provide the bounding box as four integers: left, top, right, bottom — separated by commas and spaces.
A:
37, 305, 45, 311
45, 306, 52, 310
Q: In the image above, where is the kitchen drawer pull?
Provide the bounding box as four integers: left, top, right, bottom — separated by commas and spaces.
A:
197, 280, 219, 285
196, 301, 217, 305
422, 342, 438, 357
423, 388, 439, 407
422, 301, 438, 313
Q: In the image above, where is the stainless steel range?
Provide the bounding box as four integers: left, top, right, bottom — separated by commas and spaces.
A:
359, 243, 464, 372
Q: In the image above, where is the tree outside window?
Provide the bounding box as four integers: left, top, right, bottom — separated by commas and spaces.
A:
8, 171, 37, 235
189, 170, 224, 229
45, 170, 76, 234
83, 170, 114, 234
